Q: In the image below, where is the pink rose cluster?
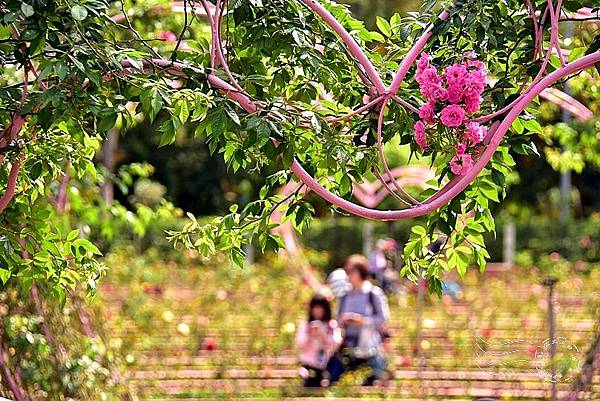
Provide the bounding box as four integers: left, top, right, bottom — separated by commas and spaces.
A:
413, 53, 488, 175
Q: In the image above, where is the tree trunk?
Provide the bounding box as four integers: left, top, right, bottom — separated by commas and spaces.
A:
0, 331, 27, 401
55, 171, 70, 213
30, 283, 66, 361
563, 324, 600, 400
101, 127, 120, 205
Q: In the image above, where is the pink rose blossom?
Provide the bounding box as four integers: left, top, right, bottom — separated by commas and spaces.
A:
440, 104, 466, 127
444, 64, 468, 86
430, 84, 448, 102
418, 102, 436, 125
420, 83, 448, 103
446, 84, 463, 104
464, 97, 481, 113
466, 59, 486, 71
417, 53, 430, 71
416, 67, 442, 101
463, 71, 486, 99
414, 121, 428, 150
450, 152, 473, 175
416, 66, 439, 86
465, 122, 486, 144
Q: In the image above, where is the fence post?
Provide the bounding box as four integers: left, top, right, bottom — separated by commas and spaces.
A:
416, 272, 425, 375
362, 220, 373, 257
502, 221, 516, 267
543, 276, 558, 401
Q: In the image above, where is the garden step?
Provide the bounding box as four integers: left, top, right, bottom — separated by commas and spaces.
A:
140, 393, 450, 401
130, 376, 599, 390
129, 368, 600, 383
107, 315, 595, 327
121, 340, 590, 354
109, 322, 596, 333
112, 331, 594, 343
131, 378, 594, 397
130, 353, 585, 369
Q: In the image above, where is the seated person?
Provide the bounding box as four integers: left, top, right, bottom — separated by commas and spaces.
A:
296, 294, 342, 387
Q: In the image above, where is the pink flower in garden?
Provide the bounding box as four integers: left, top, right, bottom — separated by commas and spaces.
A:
416, 66, 439, 86
444, 64, 468, 86
465, 122, 486, 144
203, 338, 218, 351
418, 102, 436, 124
464, 97, 481, 113
158, 30, 178, 43
463, 71, 486, 99
466, 59, 486, 71
450, 152, 473, 175
455, 142, 467, 155
420, 83, 448, 103
417, 53, 430, 71
414, 121, 428, 150
440, 104, 465, 127
446, 84, 464, 104
430, 84, 449, 102
527, 345, 538, 357
416, 67, 442, 101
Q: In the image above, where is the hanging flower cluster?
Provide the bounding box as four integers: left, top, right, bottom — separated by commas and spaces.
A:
413, 53, 488, 175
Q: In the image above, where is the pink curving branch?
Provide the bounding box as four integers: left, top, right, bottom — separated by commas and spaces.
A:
296, 0, 386, 94
540, 87, 594, 122
387, 10, 449, 96
374, 98, 419, 206
271, 166, 432, 294
0, 155, 23, 214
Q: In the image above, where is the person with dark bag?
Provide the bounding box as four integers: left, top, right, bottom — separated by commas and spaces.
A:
328, 255, 389, 386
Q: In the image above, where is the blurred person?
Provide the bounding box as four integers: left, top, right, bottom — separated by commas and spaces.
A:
371, 238, 400, 294
329, 254, 390, 386
296, 294, 342, 387
326, 264, 351, 299
369, 239, 388, 281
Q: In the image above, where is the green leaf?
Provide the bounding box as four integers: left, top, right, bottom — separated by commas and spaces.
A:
376, 17, 391, 37
522, 119, 542, 134
411, 225, 427, 237
230, 248, 245, 267
568, 47, 586, 62
339, 174, 351, 196
159, 120, 176, 146
511, 118, 524, 134
175, 100, 190, 124
21, 3, 35, 17
369, 31, 385, 43
29, 162, 43, 180
98, 113, 117, 132
71, 5, 88, 21
0, 267, 10, 284
67, 229, 80, 241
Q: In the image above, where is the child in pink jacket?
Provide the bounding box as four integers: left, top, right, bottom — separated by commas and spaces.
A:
296, 294, 342, 387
